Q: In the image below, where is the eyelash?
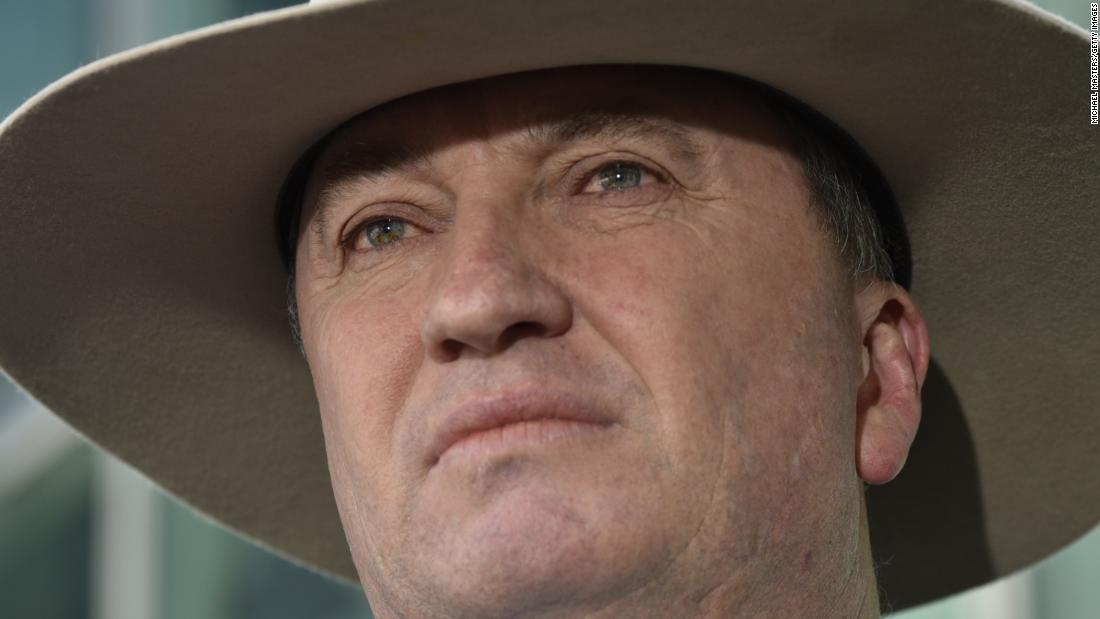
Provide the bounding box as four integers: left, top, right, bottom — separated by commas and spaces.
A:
339, 158, 669, 254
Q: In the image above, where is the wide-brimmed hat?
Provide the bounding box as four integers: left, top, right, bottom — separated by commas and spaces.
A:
1, 0, 1097, 611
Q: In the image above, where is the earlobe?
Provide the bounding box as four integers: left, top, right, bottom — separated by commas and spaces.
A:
854, 287, 930, 485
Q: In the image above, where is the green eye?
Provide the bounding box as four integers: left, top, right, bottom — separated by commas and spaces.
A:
362, 218, 405, 248
596, 162, 644, 191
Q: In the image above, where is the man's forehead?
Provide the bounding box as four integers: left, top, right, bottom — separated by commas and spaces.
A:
330, 65, 761, 140
301, 66, 787, 220
313, 111, 708, 195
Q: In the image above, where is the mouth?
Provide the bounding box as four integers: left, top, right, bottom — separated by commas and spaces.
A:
427, 387, 619, 468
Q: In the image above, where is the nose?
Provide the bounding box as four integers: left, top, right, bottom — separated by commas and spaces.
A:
420, 209, 573, 362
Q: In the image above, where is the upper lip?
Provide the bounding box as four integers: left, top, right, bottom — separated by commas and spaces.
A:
427, 387, 617, 466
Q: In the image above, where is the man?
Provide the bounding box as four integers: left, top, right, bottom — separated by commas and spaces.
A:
285, 64, 925, 618
0, 0, 1096, 617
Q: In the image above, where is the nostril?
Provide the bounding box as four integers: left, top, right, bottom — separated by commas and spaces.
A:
499, 321, 545, 349
434, 321, 548, 360
440, 339, 464, 360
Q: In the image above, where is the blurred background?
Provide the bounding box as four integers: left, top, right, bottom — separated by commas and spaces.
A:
1, 1, 1097, 617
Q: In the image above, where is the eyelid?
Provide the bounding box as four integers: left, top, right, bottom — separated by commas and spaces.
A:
331, 180, 451, 243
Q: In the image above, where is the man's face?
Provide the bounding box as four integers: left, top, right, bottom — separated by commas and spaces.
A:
295, 67, 869, 617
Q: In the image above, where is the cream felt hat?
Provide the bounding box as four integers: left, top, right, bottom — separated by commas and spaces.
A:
0, 0, 1097, 610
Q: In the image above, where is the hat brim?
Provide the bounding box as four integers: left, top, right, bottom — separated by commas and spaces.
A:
1, 0, 1097, 610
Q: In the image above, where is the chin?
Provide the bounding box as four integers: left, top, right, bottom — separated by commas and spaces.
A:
410, 484, 658, 618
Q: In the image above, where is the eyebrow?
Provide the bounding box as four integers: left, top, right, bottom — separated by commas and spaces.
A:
309, 110, 705, 241
528, 111, 703, 160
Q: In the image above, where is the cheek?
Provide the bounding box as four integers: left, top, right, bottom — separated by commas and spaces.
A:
570, 188, 858, 505
561, 223, 742, 489
707, 224, 859, 537
302, 280, 425, 494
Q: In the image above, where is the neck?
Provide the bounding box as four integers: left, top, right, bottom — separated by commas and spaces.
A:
677, 517, 881, 619
366, 499, 882, 619
611, 494, 882, 619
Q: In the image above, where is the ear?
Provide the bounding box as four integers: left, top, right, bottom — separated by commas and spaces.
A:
854, 284, 930, 485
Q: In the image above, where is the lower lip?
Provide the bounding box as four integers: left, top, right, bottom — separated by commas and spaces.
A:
438, 419, 614, 465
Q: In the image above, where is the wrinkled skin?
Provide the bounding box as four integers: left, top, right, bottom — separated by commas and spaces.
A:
293, 66, 929, 619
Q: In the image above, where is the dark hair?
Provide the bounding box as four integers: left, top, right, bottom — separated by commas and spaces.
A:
274, 74, 911, 356
762, 84, 909, 290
